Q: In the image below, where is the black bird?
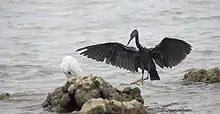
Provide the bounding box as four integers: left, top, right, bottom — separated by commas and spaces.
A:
76, 29, 192, 85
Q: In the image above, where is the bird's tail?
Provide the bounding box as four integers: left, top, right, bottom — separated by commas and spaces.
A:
149, 70, 160, 80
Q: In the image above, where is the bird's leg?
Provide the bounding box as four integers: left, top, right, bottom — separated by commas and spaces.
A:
130, 69, 146, 85
141, 69, 144, 79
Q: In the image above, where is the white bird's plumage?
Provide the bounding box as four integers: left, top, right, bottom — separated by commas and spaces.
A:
60, 56, 83, 80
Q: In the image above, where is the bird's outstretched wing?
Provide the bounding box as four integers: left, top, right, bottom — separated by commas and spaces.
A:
76, 42, 140, 72
151, 37, 192, 68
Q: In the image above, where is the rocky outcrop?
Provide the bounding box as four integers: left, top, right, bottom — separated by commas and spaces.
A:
183, 67, 220, 85
42, 74, 145, 113
73, 98, 147, 114
0, 93, 10, 100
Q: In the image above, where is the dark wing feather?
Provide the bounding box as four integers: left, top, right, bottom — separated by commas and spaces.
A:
151, 37, 192, 68
76, 42, 140, 72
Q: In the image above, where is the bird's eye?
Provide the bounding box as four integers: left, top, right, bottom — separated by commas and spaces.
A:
67, 71, 71, 75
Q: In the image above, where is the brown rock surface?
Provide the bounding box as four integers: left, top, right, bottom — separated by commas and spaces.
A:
42, 74, 145, 113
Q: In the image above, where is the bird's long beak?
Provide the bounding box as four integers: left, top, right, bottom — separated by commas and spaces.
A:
127, 37, 133, 46
127, 29, 137, 46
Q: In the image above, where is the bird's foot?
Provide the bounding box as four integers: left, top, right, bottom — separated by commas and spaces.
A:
130, 79, 145, 85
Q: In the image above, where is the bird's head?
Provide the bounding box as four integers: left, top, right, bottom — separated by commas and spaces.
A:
127, 29, 138, 46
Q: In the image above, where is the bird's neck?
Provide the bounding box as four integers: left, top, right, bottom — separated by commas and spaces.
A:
135, 34, 142, 50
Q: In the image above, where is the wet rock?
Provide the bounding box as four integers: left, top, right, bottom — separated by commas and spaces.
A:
0, 93, 10, 100
74, 88, 101, 107
73, 98, 147, 114
183, 67, 220, 85
42, 74, 145, 113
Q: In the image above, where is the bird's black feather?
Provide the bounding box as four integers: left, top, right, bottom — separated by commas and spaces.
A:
76, 42, 140, 72
151, 37, 192, 68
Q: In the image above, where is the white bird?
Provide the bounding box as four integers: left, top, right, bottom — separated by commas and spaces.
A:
60, 56, 83, 80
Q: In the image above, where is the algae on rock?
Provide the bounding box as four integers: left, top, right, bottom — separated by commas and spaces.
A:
183, 67, 220, 85
42, 75, 145, 113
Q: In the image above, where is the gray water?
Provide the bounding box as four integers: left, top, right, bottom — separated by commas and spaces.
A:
0, 0, 220, 114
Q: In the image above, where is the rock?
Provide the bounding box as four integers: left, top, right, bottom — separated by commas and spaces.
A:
73, 98, 147, 114
0, 93, 10, 100
42, 74, 145, 113
42, 87, 79, 112
74, 88, 101, 107
183, 67, 220, 85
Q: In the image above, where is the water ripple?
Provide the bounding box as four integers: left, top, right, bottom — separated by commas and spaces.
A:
1, 0, 220, 113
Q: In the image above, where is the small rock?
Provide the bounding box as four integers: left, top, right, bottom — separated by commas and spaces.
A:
183, 67, 220, 85
0, 93, 10, 100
